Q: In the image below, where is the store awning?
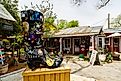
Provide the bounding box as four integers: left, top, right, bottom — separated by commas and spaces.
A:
107, 32, 121, 37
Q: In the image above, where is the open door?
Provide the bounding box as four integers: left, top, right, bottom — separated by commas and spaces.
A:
113, 38, 119, 52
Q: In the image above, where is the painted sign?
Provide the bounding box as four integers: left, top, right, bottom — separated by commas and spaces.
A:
89, 50, 98, 65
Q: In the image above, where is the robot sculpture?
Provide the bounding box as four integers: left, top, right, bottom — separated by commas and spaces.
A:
21, 10, 63, 70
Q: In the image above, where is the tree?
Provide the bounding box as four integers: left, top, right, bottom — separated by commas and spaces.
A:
71, 0, 111, 9
29, 0, 80, 37
57, 19, 68, 30
67, 20, 79, 28
34, 0, 57, 37
57, 19, 79, 29
0, 0, 22, 35
111, 14, 121, 27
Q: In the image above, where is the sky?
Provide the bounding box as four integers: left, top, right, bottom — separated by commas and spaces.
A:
18, 0, 121, 26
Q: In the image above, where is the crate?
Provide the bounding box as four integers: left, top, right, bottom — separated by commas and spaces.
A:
22, 66, 70, 81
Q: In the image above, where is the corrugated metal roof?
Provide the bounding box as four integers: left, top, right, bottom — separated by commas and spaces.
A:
0, 4, 16, 22
53, 26, 102, 37
104, 28, 121, 33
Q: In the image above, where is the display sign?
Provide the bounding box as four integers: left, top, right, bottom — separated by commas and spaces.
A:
1, 24, 13, 31
89, 50, 98, 65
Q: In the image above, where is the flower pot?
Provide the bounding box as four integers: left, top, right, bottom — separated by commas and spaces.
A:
99, 54, 106, 62
0, 64, 8, 74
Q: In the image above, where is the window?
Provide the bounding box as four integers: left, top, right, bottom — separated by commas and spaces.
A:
75, 39, 80, 47
64, 38, 70, 48
105, 38, 109, 45
114, 38, 119, 47
98, 38, 102, 48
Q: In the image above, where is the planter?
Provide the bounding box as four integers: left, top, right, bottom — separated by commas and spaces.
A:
99, 54, 106, 62
0, 64, 8, 74
23, 66, 70, 81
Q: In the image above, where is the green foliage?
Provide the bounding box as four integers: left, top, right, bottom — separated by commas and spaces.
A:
15, 34, 23, 44
111, 14, 121, 27
57, 20, 67, 30
0, 0, 22, 35
30, 0, 79, 38
2, 39, 10, 43
67, 20, 79, 28
35, 0, 57, 37
57, 20, 79, 29
105, 52, 113, 63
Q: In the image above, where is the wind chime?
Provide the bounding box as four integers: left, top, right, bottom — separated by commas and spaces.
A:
21, 9, 63, 70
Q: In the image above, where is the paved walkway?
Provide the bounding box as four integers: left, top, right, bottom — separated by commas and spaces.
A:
64, 57, 121, 81
1, 56, 121, 81
0, 68, 25, 81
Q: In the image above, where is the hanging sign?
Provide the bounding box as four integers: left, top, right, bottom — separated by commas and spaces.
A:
1, 24, 13, 31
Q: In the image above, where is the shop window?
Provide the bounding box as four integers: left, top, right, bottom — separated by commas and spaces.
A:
114, 38, 119, 48
75, 39, 80, 47
98, 38, 102, 48
64, 38, 70, 48
104, 38, 110, 51
105, 38, 109, 45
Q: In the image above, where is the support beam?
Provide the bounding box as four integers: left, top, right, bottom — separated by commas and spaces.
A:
91, 36, 95, 50
110, 37, 113, 52
119, 37, 121, 52
60, 38, 62, 53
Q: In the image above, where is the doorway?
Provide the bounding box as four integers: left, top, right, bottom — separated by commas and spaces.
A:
113, 38, 119, 52
73, 38, 80, 54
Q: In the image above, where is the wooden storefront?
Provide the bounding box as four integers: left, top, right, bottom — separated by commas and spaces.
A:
45, 26, 102, 56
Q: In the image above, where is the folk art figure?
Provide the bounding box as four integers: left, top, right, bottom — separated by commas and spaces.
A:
21, 10, 63, 70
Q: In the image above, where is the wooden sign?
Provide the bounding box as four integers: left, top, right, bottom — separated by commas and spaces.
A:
89, 50, 98, 65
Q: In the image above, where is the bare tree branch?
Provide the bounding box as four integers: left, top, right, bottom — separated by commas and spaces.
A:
98, 0, 110, 9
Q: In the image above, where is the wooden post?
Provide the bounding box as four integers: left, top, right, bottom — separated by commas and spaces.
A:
108, 13, 110, 29
91, 36, 95, 50
119, 37, 121, 52
60, 38, 62, 53
110, 37, 113, 52
102, 37, 105, 49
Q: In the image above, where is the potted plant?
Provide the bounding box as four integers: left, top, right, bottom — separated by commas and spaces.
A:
98, 47, 106, 62
0, 48, 8, 74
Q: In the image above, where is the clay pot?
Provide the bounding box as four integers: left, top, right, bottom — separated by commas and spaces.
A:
0, 64, 8, 74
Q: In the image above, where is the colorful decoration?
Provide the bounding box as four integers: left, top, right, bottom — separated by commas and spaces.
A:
21, 10, 63, 70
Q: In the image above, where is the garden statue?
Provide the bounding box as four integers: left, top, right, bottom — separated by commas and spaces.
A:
21, 9, 63, 70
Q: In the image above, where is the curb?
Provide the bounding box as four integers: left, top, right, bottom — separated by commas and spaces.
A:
0, 68, 26, 78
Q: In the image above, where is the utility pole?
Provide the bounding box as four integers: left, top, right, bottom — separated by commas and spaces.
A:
108, 13, 110, 29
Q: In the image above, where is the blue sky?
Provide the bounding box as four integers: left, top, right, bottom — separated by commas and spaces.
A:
18, 0, 121, 26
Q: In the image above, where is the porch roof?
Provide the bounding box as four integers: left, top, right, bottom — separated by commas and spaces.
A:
53, 26, 102, 37
104, 28, 121, 33
0, 4, 16, 22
